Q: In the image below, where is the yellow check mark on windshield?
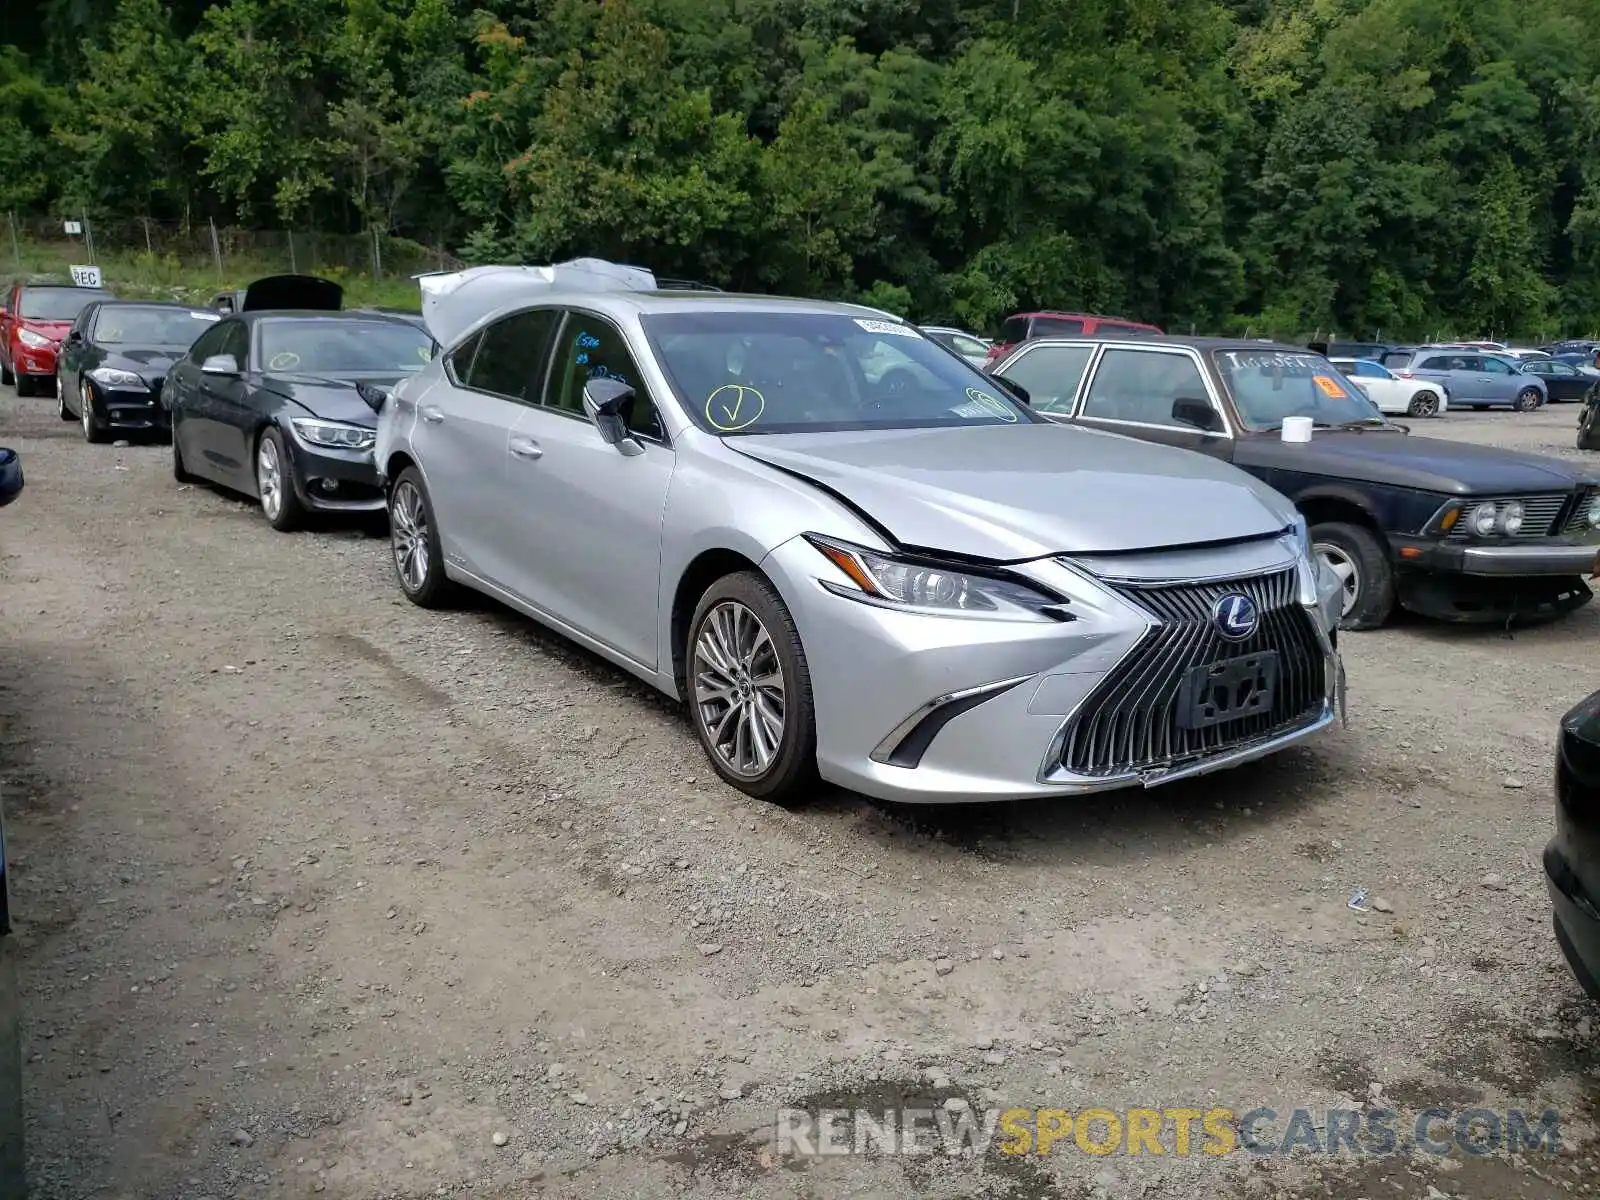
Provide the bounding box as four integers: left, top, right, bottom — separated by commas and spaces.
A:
723, 393, 743, 423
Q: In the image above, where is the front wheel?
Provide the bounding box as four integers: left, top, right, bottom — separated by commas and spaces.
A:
1311, 521, 1395, 631
80, 382, 107, 443
1514, 387, 1543, 412
387, 466, 457, 608
1407, 390, 1440, 418
685, 571, 817, 803
57, 380, 73, 421
255, 427, 306, 532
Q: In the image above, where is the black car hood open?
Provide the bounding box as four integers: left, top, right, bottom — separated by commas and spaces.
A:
261, 373, 407, 426
1237, 430, 1599, 495
242, 275, 343, 313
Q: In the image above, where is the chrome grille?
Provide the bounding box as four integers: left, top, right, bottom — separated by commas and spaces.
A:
1057, 569, 1327, 778
1444, 493, 1570, 540
1563, 488, 1598, 534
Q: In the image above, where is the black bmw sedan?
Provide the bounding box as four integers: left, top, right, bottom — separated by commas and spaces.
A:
55, 301, 224, 442
162, 310, 435, 531
1547, 690, 1600, 1003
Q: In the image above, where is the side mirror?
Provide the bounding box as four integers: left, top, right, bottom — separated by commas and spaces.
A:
988, 372, 1030, 406
66, 330, 82, 343
581, 377, 644, 456
1171, 396, 1222, 433
201, 354, 239, 376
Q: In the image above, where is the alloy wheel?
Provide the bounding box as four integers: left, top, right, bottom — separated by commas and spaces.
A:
390, 480, 429, 593
1314, 541, 1361, 618
1516, 388, 1542, 412
257, 436, 283, 521
80, 384, 92, 438
691, 600, 787, 778
1408, 392, 1438, 418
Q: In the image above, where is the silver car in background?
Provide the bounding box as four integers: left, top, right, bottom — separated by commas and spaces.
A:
374, 260, 1345, 805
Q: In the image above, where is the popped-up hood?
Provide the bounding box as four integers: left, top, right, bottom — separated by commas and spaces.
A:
416, 259, 657, 349
729, 423, 1298, 560
242, 275, 343, 313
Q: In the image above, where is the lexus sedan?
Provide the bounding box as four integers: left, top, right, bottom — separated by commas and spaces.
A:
1547, 689, 1600, 1003
164, 308, 434, 530
55, 301, 223, 442
374, 262, 1346, 805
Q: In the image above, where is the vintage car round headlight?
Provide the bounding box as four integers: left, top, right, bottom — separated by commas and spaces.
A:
1497, 501, 1524, 535
1589, 496, 1600, 528
1468, 502, 1499, 537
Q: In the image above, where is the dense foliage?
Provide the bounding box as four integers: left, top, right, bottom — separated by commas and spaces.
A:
6, 0, 1600, 337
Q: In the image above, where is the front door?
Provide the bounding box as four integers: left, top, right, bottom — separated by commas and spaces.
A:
199, 320, 257, 489
500, 311, 675, 669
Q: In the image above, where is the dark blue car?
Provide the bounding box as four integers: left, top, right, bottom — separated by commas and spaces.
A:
989, 336, 1600, 629
1, 447, 23, 1197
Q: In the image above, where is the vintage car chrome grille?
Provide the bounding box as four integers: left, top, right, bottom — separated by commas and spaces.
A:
1443, 493, 1571, 540
1562, 487, 1598, 534
1056, 569, 1327, 779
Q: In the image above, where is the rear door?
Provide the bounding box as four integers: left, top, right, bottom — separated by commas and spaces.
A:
413, 308, 561, 588
1069, 344, 1235, 460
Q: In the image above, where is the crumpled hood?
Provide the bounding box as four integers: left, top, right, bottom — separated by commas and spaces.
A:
260, 373, 401, 427
105, 347, 181, 374
729, 424, 1295, 559
1236, 430, 1598, 494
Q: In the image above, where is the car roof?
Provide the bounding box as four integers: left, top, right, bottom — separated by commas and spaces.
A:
235, 309, 421, 322
91, 299, 202, 310
19, 283, 112, 293
1009, 333, 1315, 355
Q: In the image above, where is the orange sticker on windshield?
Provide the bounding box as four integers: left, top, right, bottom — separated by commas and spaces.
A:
1312, 374, 1347, 398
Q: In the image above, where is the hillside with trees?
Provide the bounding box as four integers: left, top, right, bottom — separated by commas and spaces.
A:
4, 0, 1600, 338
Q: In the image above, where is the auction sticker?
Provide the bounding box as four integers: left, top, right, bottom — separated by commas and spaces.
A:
854, 318, 920, 338
1312, 374, 1348, 398
705, 384, 765, 431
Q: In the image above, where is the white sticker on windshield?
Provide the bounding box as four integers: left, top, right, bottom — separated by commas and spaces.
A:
190, 311, 221, 321
854, 318, 920, 338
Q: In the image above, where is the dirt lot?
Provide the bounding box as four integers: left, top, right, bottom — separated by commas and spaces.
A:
1, 385, 1598, 1200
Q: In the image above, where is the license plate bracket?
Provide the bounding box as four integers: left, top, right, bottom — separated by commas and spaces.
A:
1177, 651, 1279, 730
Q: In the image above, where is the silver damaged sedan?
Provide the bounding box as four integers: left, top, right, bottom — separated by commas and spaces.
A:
374, 261, 1347, 804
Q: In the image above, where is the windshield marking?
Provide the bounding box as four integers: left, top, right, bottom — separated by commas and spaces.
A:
268, 351, 302, 370
853, 318, 919, 338
1312, 374, 1348, 398
705, 384, 765, 431
963, 387, 1019, 423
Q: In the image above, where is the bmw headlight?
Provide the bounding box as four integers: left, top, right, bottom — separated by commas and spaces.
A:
803, 534, 1067, 620
290, 417, 376, 452
1467, 502, 1499, 537
1496, 500, 1524, 536
89, 367, 147, 389
17, 328, 52, 350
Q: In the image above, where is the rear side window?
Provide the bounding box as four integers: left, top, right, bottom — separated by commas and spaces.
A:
1380, 352, 1413, 369
1032, 316, 1085, 337
1094, 321, 1151, 336
1000, 317, 1030, 344
467, 309, 562, 401
1417, 356, 1456, 371
999, 344, 1095, 413
445, 331, 480, 384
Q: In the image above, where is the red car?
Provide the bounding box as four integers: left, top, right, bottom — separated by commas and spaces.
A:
983, 310, 1163, 366
2, 281, 116, 397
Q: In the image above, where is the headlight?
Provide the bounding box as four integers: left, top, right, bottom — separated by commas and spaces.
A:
1467, 502, 1499, 537
1496, 500, 1524, 536
89, 367, 147, 389
17, 328, 52, 349
1588, 495, 1600, 529
803, 534, 1065, 620
289, 417, 376, 451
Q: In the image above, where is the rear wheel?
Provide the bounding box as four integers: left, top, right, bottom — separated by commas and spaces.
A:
685, 571, 817, 804
387, 466, 457, 608
1406, 390, 1440, 418
1515, 387, 1542, 412
255, 427, 306, 532
1311, 521, 1395, 631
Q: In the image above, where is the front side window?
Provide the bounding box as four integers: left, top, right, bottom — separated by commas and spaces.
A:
188, 321, 232, 363
949, 334, 988, 356
469, 309, 560, 401
221, 322, 251, 369
1081, 349, 1213, 428
256, 319, 434, 377
1212, 349, 1382, 430
545, 314, 662, 439
93, 306, 221, 347
19, 288, 114, 320
998, 344, 1094, 413
1481, 356, 1514, 375
643, 311, 1036, 436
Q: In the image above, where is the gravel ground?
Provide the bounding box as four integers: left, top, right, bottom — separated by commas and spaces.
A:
2, 384, 1598, 1200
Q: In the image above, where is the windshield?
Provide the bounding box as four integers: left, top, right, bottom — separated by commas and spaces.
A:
93, 305, 220, 346
641, 312, 1036, 435
19, 288, 113, 320
1212, 349, 1383, 429
257, 319, 435, 375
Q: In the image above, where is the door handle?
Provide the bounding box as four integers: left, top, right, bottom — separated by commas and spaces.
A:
420, 406, 445, 424
509, 436, 543, 461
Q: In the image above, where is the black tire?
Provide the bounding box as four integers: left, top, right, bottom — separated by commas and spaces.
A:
387, 465, 457, 608
57, 379, 73, 421
1514, 387, 1542, 412
684, 570, 818, 804
1311, 521, 1396, 632
1406, 390, 1439, 418
255, 426, 306, 532
1471, 404, 1486, 411
12, 372, 33, 398
79, 381, 107, 443
0, 358, 12, 386
172, 420, 197, 482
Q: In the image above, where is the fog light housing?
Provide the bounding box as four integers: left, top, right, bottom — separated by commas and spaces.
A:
316, 478, 340, 494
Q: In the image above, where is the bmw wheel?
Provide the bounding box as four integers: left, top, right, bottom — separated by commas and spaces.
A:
1514, 387, 1542, 412
686, 571, 817, 803
255, 427, 306, 532
387, 466, 456, 608
1406, 390, 1439, 418
1311, 522, 1395, 631
80, 382, 107, 443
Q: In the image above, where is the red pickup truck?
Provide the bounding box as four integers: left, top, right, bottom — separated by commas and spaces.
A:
2, 281, 115, 396
983, 310, 1163, 366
